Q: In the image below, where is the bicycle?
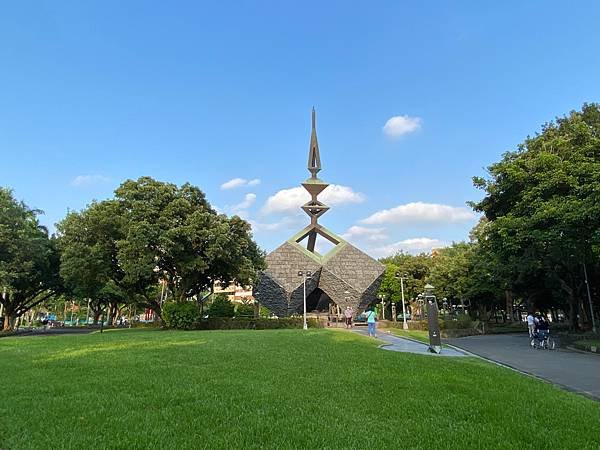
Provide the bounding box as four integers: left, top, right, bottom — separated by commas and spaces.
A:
530, 331, 556, 350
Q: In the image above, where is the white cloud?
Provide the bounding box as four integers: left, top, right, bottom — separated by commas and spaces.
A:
361, 202, 476, 225
220, 177, 261, 190
249, 215, 303, 233
70, 175, 111, 187
369, 237, 446, 258
382, 115, 422, 138
232, 193, 257, 212
261, 185, 365, 215
341, 226, 388, 243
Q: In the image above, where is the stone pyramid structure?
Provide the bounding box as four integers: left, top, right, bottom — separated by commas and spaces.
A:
254, 109, 385, 317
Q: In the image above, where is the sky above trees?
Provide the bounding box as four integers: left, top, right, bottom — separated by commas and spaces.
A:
2, 1, 599, 257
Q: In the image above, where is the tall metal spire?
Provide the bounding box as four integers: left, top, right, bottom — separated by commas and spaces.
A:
301, 108, 330, 252
307, 107, 321, 179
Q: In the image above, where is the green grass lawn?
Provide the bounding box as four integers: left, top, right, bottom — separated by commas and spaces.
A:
1, 329, 599, 449
384, 328, 431, 343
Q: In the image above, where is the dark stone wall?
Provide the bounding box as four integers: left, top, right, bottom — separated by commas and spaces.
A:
255, 240, 385, 317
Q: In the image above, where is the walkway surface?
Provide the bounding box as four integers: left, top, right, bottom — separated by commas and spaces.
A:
3, 327, 97, 338
448, 333, 600, 400
353, 328, 468, 357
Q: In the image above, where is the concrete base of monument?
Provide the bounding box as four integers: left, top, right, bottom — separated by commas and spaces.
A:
352, 328, 469, 357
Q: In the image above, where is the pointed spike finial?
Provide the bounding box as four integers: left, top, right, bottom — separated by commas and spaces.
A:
307, 108, 321, 178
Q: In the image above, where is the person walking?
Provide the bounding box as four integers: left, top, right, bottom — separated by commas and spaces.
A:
526, 312, 535, 338
344, 306, 354, 329
365, 307, 377, 337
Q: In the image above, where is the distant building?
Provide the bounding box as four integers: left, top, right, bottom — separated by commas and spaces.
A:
213, 281, 254, 303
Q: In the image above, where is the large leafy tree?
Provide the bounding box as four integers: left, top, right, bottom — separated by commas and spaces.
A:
57, 200, 128, 324
115, 177, 265, 308
0, 189, 61, 330
472, 103, 600, 329
58, 177, 265, 320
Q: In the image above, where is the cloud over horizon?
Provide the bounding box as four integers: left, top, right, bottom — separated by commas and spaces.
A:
220, 177, 261, 190
382, 115, 422, 138
70, 174, 111, 187
369, 237, 446, 258
261, 184, 365, 215
361, 202, 476, 225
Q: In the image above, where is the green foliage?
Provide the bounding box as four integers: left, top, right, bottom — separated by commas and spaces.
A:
162, 302, 200, 329
114, 177, 265, 303
208, 294, 235, 318
194, 317, 320, 330
56, 176, 266, 321
0, 188, 61, 330
378, 252, 433, 302
235, 303, 255, 317
472, 103, 600, 329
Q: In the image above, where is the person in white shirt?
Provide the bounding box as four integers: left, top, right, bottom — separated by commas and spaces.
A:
526, 313, 536, 338
344, 306, 354, 329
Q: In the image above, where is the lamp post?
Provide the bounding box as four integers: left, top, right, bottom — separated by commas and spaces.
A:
583, 262, 597, 334
395, 272, 409, 330
298, 271, 312, 330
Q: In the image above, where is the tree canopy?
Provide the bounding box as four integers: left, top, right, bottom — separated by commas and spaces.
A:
0, 189, 61, 330
57, 177, 265, 321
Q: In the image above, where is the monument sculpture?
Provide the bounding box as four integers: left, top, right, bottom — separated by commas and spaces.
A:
254, 109, 385, 318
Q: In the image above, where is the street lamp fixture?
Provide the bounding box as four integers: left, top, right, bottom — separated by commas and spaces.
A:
395, 272, 409, 330
298, 271, 312, 330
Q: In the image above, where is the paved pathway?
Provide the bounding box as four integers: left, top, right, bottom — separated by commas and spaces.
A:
353, 328, 468, 357
3, 327, 97, 338
448, 333, 600, 400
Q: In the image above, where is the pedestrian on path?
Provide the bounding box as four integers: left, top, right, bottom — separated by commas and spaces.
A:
365, 307, 377, 337
344, 306, 353, 329
526, 312, 535, 338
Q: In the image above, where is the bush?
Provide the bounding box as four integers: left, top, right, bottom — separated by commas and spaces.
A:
235, 303, 255, 318
193, 317, 321, 330
208, 294, 235, 318
162, 302, 200, 329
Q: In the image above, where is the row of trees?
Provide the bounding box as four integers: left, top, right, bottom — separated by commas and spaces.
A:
378, 104, 600, 331
0, 177, 265, 330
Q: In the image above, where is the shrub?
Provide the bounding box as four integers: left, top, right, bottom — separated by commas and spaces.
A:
235, 303, 255, 318
162, 302, 200, 329
208, 294, 235, 318
193, 317, 321, 330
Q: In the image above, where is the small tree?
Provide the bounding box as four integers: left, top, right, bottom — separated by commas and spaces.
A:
208, 294, 235, 318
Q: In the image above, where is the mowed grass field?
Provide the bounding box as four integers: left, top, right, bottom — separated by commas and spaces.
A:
1, 329, 599, 449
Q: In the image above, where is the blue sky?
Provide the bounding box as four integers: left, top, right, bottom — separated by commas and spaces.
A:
2, 1, 599, 257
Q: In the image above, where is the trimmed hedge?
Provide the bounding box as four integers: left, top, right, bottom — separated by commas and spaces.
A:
193, 317, 321, 330
393, 317, 473, 331
162, 302, 200, 330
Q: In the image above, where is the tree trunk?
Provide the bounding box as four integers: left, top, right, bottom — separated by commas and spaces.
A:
505, 290, 513, 322
569, 294, 578, 331
3, 311, 16, 331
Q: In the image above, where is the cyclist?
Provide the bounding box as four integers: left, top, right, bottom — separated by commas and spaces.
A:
537, 316, 549, 337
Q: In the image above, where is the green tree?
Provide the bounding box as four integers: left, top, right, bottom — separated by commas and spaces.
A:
115, 177, 265, 309
379, 252, 432, 303
57, 200, 129, 325
0, 189, 61, 330
472, 103, 600, 329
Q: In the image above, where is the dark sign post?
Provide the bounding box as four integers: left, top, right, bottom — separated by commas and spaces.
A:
424, 284, 442, 354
